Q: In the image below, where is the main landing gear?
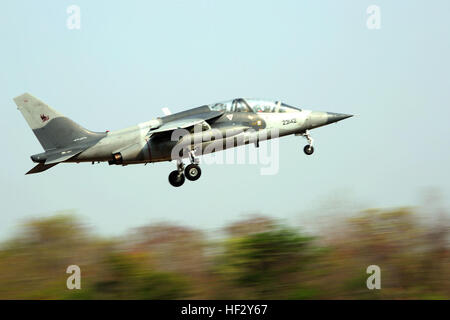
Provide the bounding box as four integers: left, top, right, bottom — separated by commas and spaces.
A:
168, 150, 202, 187
302, 130, 314, 155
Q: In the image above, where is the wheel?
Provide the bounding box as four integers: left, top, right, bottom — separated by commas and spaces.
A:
303, 145, 314, 155
184, 164, 202, 181
168, 170, 185, 187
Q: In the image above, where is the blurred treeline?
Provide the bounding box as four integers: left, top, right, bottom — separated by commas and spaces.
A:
0, 207, 448, 299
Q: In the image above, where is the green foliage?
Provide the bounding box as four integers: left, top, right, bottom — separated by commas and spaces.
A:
288, 286, 319, 300
91, 252, 191, 299
218, 226, 315, 299
0, 208, 447, 299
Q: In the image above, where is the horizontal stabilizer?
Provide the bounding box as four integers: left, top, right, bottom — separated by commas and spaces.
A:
45, 150, 83, 165
26, 163, 58, 175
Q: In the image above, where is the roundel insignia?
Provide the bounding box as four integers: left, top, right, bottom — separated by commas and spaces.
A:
40, 114, 50, 122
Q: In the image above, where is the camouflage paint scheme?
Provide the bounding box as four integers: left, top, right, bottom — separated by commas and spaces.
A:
13, 93, 352, 176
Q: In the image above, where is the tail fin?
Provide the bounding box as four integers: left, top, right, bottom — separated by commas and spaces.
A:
13, 93, 105, 151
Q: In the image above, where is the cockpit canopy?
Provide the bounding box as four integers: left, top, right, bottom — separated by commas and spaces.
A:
209, 98, 302, 113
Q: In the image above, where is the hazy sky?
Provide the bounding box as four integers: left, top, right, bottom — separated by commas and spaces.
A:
1, 1, 449, 239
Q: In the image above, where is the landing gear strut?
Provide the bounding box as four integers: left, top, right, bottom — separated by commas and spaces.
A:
188, 149, 199, 165
168, 149, 202, 187
302, 130, 314, 155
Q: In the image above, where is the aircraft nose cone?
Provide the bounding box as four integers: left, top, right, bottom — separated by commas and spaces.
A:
326, 112, 353, 124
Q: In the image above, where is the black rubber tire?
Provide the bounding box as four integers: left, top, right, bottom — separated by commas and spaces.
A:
168, 170, 185, 187
184, 164, 202, 181
303, 145, 314, 155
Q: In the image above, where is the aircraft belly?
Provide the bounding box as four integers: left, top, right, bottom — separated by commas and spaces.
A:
147, 138, 177, 162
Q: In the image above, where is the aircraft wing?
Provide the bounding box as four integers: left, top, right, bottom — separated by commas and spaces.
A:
149, 110, 224, 134
149, 118, 206, 134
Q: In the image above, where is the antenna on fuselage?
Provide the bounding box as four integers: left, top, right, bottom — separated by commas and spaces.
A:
162, 107, 172, 116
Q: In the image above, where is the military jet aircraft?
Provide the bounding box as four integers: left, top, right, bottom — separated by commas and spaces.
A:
13, 93, 353, 187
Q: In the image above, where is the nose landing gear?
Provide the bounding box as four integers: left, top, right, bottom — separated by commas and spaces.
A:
301, 130, 314, 155
168, 149, 202, 187
303, 145, 314, 155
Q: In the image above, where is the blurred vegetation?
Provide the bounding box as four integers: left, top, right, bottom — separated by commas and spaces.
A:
0, 207, 448, 299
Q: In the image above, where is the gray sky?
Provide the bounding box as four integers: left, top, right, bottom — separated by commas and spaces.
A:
1, 0, 449, 239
